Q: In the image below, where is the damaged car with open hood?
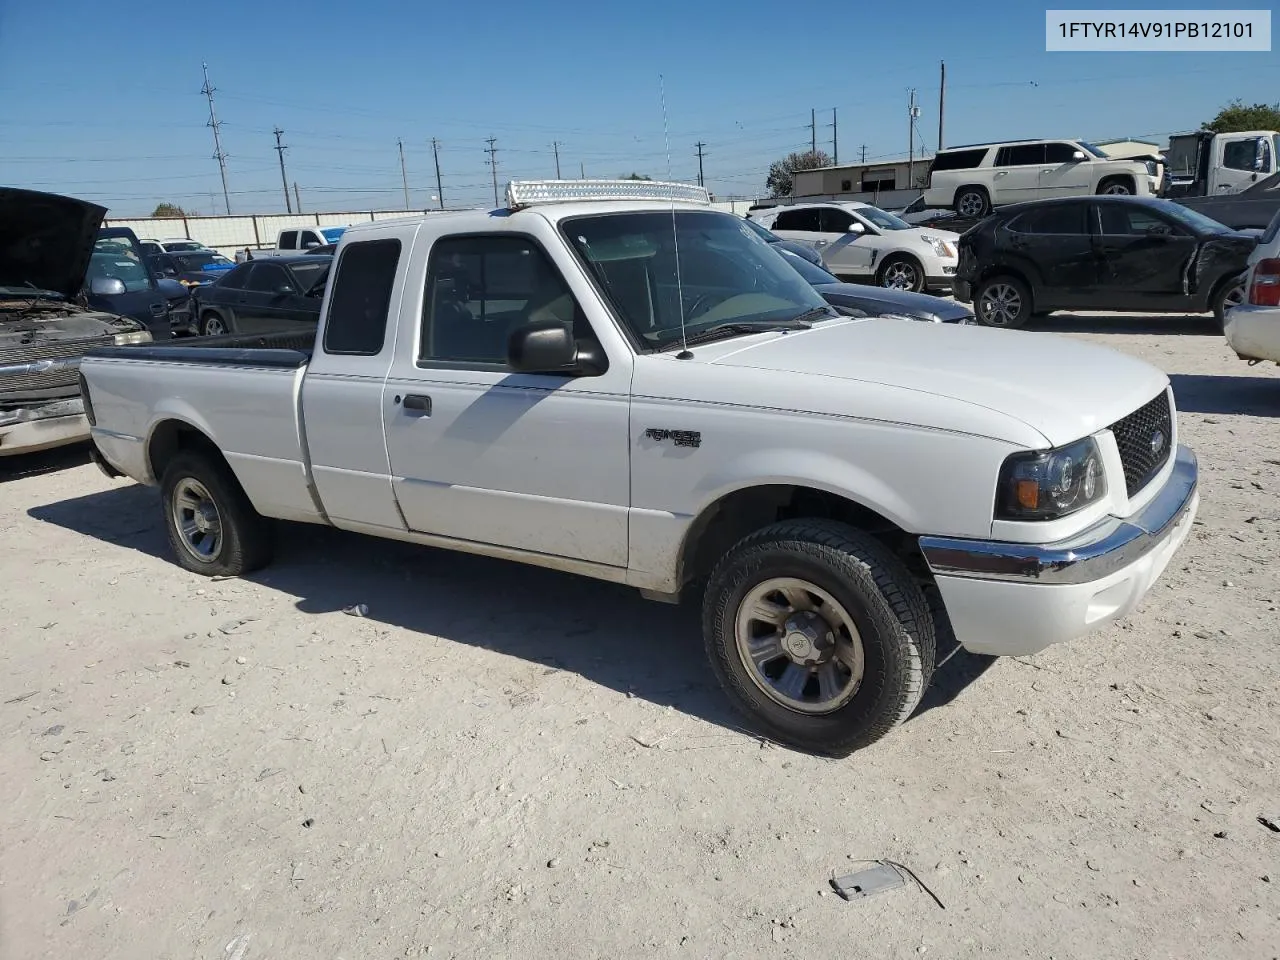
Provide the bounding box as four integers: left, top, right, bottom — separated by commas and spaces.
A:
0, 188, 151, 457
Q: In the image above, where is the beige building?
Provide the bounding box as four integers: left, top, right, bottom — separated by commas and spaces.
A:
791, 159, 926, 206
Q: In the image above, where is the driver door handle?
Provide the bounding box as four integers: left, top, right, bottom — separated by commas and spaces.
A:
401, 394, 432, 415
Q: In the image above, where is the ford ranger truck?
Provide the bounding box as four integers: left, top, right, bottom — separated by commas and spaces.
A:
79, 179, 1199, 756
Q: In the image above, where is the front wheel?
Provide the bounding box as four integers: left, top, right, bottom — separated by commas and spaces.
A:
1097, 176, 1134, 196
876, 255, 925, 292
702, 520, 935, 756
954, 187, 990, 218
200, 310, 230, 337
161, 451, 273, 577
975, 275, 1033, 328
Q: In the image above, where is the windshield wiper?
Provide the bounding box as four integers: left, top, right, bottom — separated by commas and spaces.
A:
670, 319, 814, 349
788, 305, 840, 325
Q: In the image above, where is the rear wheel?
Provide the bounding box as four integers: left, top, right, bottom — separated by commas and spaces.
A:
954, 187, 990, 218
975, 275, 1032, 328
703, 519, 935, 756
1212, 276, 1246, 331
161, 451, 273, 577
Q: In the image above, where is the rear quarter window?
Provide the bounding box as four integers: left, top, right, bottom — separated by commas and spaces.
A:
322, 238, 402, 355
929, 148, 989, 172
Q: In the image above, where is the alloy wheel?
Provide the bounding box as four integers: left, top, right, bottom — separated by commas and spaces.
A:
979, 283, 1023, 326
171, 477, 223, 563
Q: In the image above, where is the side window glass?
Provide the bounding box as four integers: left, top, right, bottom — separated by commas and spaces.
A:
1044, 143, 1080, 164
1097, 207, 1178, 236
420, 236, 592, 367
1009, 205, 1087, 234
819, 208, 854, 232
773, 208, 820, 231
245, 264, 286, 292
219, 264, 250, 289
997, 144, 1045, 166
322, 239, 401, 355
280, 230, 298, 249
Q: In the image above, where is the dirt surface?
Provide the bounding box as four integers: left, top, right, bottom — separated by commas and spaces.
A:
2, 314, 1278, 960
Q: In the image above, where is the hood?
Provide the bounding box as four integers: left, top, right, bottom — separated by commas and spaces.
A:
0, 188, 106, 301
693, 319, 1168, 447
814, 281, 973, 323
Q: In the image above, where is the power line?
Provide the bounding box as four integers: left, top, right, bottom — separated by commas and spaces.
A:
273, 127, 292, 213
200, 62, 231, 215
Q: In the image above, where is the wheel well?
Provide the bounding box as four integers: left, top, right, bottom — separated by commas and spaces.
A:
1096, 173, 1135, 191
677, 485, 926, 595
147, 420, 229, 484
955, 184, 989, 199
1205, 270, 1247, 310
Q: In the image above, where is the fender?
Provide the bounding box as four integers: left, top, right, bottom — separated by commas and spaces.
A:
143, 399, 223, 484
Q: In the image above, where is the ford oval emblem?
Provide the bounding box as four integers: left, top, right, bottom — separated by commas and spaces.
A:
1150, 429, 1166, 456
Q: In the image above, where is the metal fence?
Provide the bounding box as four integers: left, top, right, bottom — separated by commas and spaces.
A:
104, 200, 759, 255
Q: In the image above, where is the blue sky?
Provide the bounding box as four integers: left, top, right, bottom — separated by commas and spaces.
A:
1, 0, 1276, 216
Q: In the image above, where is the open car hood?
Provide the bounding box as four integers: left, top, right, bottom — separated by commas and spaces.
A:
0, 188, 106, 301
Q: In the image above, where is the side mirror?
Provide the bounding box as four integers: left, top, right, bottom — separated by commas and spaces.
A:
90, 277, 127, 296
848, 222, 866, 234
303, 240, 320, 249
1072, 150, 1086, 161
508, 319, 599, 374
277, 284, 296, 295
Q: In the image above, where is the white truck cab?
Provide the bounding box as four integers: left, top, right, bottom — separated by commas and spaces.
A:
80, 179, 1198, 756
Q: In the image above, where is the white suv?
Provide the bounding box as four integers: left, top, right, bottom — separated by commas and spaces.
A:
922, 140, 1160, 218
1224, 208, 1280, 365
750, 202, 959, 292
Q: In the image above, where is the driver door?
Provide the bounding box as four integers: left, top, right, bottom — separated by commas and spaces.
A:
1217, 135, 1274, 194
816, 207, 876, 278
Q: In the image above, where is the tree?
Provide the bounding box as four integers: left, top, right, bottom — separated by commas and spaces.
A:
151, 202, 194, 218
1203, 99, 1280, 133
622, 172, 652, 181
765, 150, 832, 198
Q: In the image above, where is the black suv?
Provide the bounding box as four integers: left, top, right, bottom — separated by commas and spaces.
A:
954, 196, 1253, 329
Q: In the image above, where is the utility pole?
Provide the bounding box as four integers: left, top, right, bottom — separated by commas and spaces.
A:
694, 141, 706, 187
829, 108, 838, 164
431, 138, 444, 209
200, 62, 231, 215
907, 88, 917, 190
810, 108, 817, 154
580, 161, 586, 179
273, 127, 292, 213
293, 181, 302, 213
938, 60, 947, 151
552, 141, 562, 178
397, 138, 410, 209
484, 137, 499, 206
860, 144, 867, 163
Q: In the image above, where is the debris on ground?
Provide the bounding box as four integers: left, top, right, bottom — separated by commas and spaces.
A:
343, 604, 369, 618
218, 618, 257, 635
830, 864, 906, 901
1259, 815, 1280, 833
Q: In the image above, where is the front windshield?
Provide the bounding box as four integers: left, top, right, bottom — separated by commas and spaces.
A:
852, 206, 912, 231
165, 241, 205, 252
1077, 141, 1107, 158
779, 250, 837, 285
562, 210, 829, 349
1156, 199, 1232, 234
87, 252, 152, 292
741, 217, 778, 243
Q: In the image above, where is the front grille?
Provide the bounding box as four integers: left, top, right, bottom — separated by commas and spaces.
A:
1109, 391, 1173, 496
0, 335, 112, 400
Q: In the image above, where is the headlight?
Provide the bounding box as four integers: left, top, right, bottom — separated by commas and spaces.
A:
923, 236, 956, 258
113, 330, 154, 346
996, 437, 1107, 520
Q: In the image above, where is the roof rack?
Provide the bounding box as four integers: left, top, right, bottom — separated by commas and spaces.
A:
505, 179, 710, 209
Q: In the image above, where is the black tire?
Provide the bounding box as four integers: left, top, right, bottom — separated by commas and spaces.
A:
953, 186, 990, 218
1096, 176, 1134, 196
160, 450, 273, 577
876, 255, 925, 293
200, 310, 231, 337
974, 274, 1033, 328
1211, 275, 1246, 331
702, 519, 935, 756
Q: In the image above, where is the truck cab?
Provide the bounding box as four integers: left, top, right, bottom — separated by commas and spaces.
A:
1164, 130, 1280, 198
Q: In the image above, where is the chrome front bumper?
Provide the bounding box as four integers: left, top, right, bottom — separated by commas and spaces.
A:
919, 446, 1198, 585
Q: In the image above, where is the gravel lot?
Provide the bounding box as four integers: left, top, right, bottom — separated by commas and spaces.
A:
2, 313, 1277, 960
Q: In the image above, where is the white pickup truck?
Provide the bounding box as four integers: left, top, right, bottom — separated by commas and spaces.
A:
80, 179, 1199, 755
241, 226, 346, 260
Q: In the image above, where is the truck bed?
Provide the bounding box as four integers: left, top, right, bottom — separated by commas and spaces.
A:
81, 337, 323, 525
